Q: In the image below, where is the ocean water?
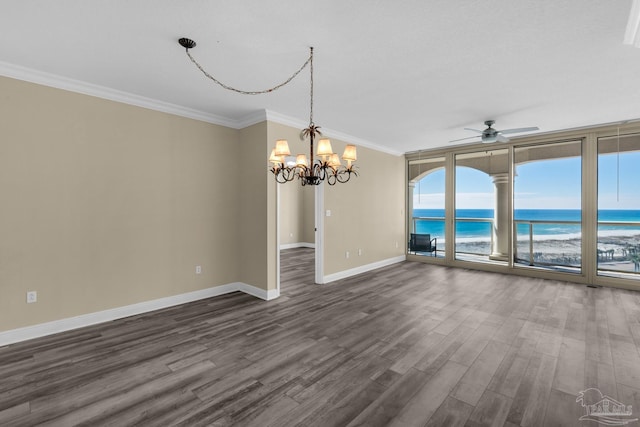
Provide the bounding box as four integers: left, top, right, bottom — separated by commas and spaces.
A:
413, 209, 640, 242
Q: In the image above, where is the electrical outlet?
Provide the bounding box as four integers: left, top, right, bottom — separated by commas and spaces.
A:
358, 248, 362, 256
26, 291, 37, 304
395, 241, 399, 248
195, 265, 202, 274
345, 251, 350, 259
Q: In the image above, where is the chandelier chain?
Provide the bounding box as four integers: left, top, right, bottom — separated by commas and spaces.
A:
309, 47, 314, 125
184, 48, 313, 96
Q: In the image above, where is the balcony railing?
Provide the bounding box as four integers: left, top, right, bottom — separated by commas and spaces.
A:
514, 219, 582, 268
454, 217, 494, 256
413, 216, 640, 274
596, 220, 640, 274
412, 216, 494, 256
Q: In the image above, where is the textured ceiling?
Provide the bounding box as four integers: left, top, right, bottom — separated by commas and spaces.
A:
1, 0, 639, 154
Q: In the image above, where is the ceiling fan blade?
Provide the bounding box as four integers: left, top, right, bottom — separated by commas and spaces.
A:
449, 135, 480, 143
496, 134, 510, 143
499, 126, 539, 135
463, 128, 484, 134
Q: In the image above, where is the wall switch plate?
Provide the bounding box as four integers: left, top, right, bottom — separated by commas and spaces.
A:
195, 266, 202, 274
27, 291, 37, 303
345, 251, 350, 259
325, 210, 331, 217
358, 249, 362, 256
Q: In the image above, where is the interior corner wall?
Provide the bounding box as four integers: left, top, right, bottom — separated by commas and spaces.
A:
238, 121, 277, 293
0, 75, 242, 332
323, 141, 405, 276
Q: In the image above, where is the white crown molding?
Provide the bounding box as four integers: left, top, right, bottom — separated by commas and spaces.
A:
0, 61, 402, 155
0, 282, 276, 347
234, 110, 269, 129
321, 255, 406, 284
322, 127, 404, 157
0, 60, 239, 128
263, 110, 404, 157
264, 109, 309, 129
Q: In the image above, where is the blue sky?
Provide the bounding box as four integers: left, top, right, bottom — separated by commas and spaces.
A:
413, 152, 640, 210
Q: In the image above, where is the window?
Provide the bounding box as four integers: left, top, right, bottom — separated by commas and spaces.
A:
514, 141, 582, 273
405, 123, 640, 289
408, 157, 445, 256
597, 133, 640, 279
455, 149, 508, 264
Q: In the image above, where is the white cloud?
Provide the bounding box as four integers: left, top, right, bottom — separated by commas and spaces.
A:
413, 193, 444, 209
597, 194, 640, 210
515, 194, 580, 210
413, 192, 496, 210
455, 192, 495, 209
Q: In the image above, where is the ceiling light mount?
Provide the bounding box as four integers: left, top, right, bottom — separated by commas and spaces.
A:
178, 38, 196, 50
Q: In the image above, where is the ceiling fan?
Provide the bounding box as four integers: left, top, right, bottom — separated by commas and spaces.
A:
450, 120, 539, 144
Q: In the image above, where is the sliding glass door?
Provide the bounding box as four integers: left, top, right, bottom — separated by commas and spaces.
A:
454, 149, 508, 264
513, 141, 582, 273
408, 157, 445, 257
597, 133, 640, 278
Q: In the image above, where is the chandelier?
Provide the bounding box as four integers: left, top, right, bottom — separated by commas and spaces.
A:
268, 48, 357, 186
178, 39, 357, 186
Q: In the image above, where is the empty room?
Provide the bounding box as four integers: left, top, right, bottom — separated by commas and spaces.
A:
2, 1, 640, 426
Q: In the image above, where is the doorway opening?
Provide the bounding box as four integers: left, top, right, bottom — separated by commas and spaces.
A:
277, 182, 320, 294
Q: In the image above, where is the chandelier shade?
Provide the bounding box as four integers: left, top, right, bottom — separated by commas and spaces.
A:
295, 154, 308, 168
329, 153, 341, 169
316, 139, 333, 158
274, 139, 291, 157
269, 149, 283, 164
342, 145, 357, 162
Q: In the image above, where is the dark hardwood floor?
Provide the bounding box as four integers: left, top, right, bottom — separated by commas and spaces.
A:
2, 248, 640, 426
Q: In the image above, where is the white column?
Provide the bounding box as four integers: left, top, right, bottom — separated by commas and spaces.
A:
490, 173, 510, 261
408, 182, 416, 234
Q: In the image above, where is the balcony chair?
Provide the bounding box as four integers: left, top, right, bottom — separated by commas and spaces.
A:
409, 233, 437, 256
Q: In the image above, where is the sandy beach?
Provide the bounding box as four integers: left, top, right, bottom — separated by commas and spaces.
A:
440, 232, 640, 271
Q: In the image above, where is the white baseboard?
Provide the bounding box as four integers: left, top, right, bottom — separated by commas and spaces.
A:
0, 282, 277, 347
236, 283, 280, 301
279, 242, 315, 250
321, 255, 406, 284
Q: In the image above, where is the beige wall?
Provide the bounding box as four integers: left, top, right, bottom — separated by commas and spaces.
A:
0, 76, 405, 332
323, 139, 405, 275
237, 122, 278, 292
0, 76, 242, 331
